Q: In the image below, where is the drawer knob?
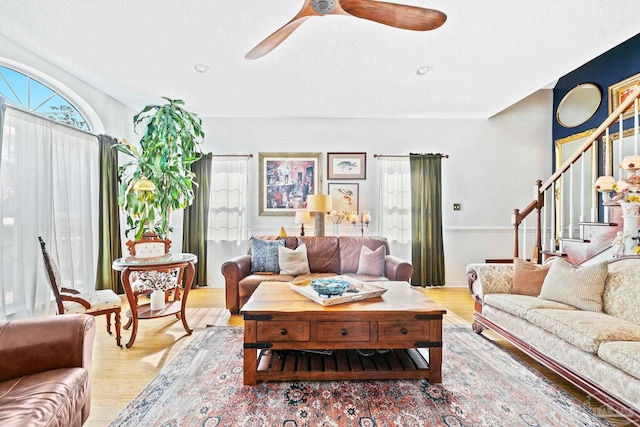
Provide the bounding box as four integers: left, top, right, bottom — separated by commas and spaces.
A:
340, 329, 348, 336
280, 328, 287, 335
401, 328, 408, 335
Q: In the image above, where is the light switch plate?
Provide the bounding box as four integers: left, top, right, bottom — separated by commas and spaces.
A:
453, 203, 461, 211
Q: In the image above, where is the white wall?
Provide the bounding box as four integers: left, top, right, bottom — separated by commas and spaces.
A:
198, 90, 553, 287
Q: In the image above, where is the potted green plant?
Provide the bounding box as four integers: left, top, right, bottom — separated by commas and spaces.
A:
115, 97, 204, 239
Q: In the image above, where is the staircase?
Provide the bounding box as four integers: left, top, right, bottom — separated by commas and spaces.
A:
513, 84, 640, 264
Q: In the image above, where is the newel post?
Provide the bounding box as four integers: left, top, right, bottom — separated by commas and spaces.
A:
512, 208, 520, 259
533, 180, 544, 264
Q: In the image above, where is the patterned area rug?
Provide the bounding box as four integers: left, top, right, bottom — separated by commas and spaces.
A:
110, 325, 613, 426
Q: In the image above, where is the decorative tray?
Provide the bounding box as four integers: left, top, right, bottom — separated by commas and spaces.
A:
289, 276, 387, 306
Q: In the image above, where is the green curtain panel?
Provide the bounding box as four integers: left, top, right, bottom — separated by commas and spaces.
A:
96, 134, 123, 293
410, 153, 445, 286
183, 153, 212, 287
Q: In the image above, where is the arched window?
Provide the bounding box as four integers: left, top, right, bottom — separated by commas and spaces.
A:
0, 65, 90, 131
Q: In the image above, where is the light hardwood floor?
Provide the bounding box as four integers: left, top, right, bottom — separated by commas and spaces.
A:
86, 286, 615, 426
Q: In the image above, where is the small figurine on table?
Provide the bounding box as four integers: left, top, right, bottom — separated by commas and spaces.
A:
612, 231, 628, 258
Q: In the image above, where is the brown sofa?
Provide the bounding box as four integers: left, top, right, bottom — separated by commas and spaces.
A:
0, 314, 96, 427
221, 235, 413, 314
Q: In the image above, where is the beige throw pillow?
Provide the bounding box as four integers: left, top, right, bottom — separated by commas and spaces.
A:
538, 258, 608, 312
511, 258, 551, 296
278, 244, 311, 276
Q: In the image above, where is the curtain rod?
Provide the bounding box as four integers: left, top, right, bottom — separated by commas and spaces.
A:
209, 153, 253, 158
373, 153, 449, 159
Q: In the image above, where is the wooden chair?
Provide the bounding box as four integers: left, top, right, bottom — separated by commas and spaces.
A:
38, 236, 122, 347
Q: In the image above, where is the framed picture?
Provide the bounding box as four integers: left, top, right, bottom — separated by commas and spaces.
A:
328, 183, 359, 212
327, 152, 366, 180
608, 72, 640, 120
259, 152, 322, 216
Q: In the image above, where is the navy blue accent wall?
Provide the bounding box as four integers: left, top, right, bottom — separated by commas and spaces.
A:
553, 33, 640, 144
553, 33, 640, 220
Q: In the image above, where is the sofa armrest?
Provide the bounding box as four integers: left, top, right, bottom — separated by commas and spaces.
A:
385, 255, 413, 282
466, 263, 514, 303
0, 314, 96, 383
221, 254, 252, 314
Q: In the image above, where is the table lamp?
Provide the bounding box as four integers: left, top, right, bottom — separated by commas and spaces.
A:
307, 194, 332, 237
294, 210, 311, 236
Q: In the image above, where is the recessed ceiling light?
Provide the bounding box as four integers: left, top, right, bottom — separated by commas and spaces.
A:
415, 66, 433, 76
193, 64, 210, 73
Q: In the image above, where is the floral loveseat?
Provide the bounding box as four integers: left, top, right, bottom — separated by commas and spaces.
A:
222, 235, 413, 314
467, 257, 640, 424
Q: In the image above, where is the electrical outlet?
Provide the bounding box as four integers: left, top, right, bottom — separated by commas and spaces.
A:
453, 203, 461, 211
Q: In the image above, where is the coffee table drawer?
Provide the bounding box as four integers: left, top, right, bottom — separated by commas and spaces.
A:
257, 321, 310, 342
378, 321, 429, 342
317, 321, 370, 342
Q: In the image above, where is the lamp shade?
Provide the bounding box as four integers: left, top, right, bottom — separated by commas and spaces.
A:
294, 210, 311, 224
621, 155, 640, 170
132, 177, 156, 191
307, 194, 332, 212
594, 175, 616, 191
617, 179, 631, 192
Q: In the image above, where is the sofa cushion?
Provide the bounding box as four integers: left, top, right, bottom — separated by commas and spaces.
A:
603, 258, 640, 324
512, 258, 551, 296
356, 245, 386, 276
484, 294, 577, 319
239, 274, 294, 287
248, 235, 297, 253
278, 244, 311, 276
526, 309, 640, 354
0, 368, 88, 427
299, 236, 340, 273
250, 238, 285, 273
538, 258, 608, 312
338, 236, 389, 274
598, 341, 640, 381
291, 273, 338, 285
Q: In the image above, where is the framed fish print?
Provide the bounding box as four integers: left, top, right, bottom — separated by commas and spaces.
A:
327, 152, 366, 180
259, 152, 322, 216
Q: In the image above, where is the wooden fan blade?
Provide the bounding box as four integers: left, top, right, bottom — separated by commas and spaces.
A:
245, 17, 312, 60
339, 0, 446, 31
246, 0, 352, 60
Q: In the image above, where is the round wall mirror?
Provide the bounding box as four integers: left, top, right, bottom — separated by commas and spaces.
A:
556, 83, 602, 128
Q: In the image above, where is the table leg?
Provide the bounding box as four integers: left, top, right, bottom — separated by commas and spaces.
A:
244, 320, 257, 385
244, 348, 257, 385
179, 261, 195, 335
429, 347, 443, 383
120, 268, 139, 348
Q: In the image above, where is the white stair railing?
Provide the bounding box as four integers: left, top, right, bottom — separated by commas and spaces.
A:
513, 85, 640, 260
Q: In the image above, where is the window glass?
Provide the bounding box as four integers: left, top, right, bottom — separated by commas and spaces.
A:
0, 65, 90, 131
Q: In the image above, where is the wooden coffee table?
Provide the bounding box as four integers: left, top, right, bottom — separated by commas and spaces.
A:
240, 281, 446, 385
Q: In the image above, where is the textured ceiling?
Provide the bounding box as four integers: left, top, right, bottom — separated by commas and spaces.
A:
0, 0, 639, 119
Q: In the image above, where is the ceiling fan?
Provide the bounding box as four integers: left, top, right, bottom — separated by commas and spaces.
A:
245, 0, 447, 60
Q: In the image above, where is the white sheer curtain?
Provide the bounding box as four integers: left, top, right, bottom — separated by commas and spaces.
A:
207, 156, 249, 287
0, 107, 99, 320
378, 157, 412, 262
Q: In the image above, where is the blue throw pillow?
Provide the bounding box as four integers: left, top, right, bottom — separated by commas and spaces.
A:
251, 238, 285, 273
